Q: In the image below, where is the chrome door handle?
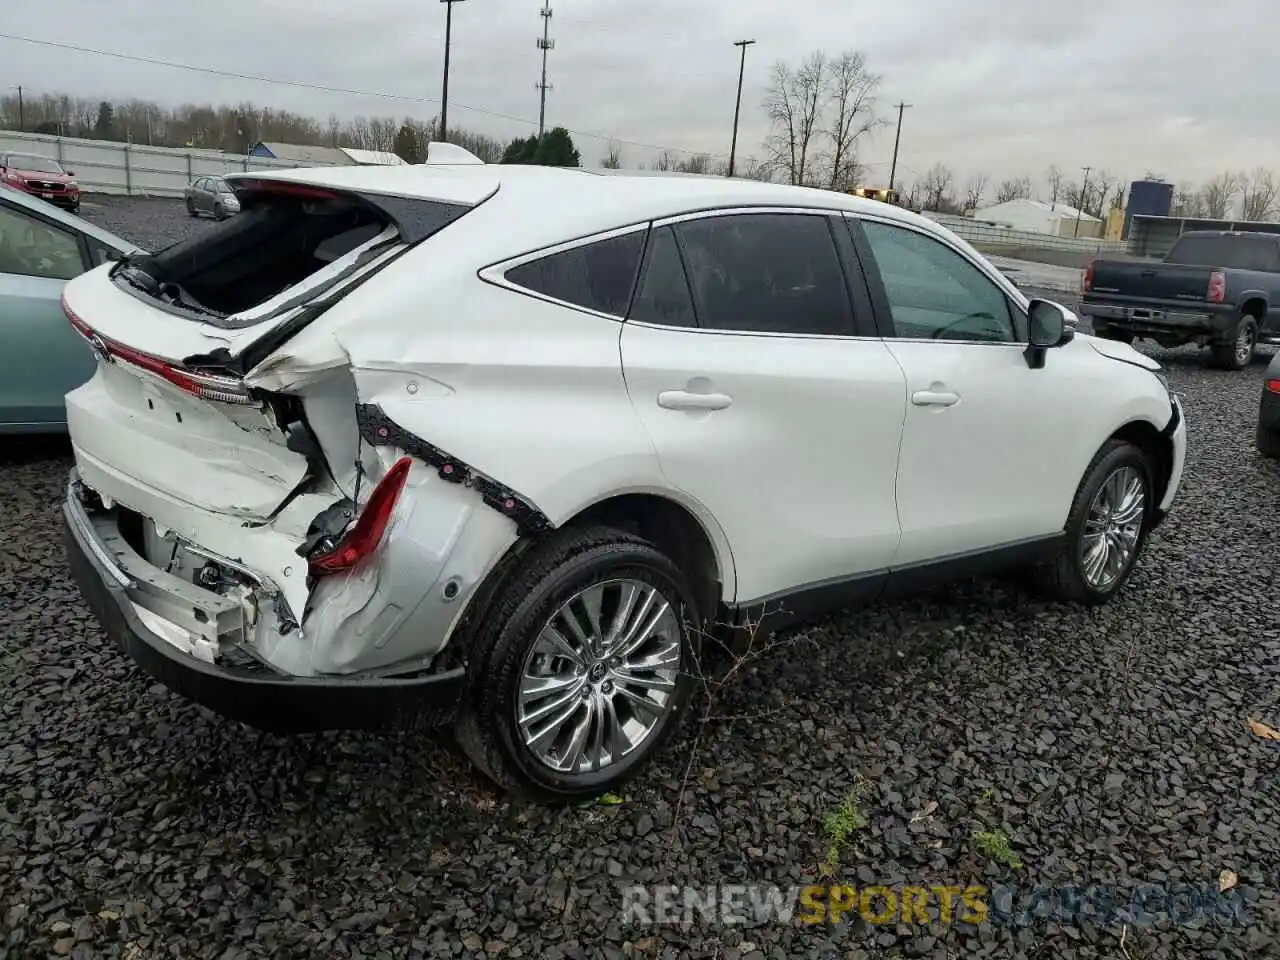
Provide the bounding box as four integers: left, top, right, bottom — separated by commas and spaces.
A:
911, 389, 960, 407
657, 390, 734, 411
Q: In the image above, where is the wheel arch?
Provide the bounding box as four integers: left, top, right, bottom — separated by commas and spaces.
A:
560, 490, 732, 623
1108, 416, 1174, 514
1239, 295, 1267, 321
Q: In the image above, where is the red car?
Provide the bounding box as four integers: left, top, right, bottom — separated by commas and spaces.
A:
1, 152, 81, 213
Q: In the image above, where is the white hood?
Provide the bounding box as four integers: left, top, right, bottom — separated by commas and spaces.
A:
1085, 335, 1162, 372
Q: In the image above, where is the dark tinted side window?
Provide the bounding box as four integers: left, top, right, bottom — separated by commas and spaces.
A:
505, 230, 646, 317
672, 213, 854, 335
1165, 235, 1280, 272
629, 226, 697, 327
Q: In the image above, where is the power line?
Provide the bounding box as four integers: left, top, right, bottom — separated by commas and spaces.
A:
0, 30, 759, 161
536, 3, 555, 137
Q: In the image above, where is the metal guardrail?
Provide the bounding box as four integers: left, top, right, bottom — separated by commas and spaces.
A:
0, 129, 336, 198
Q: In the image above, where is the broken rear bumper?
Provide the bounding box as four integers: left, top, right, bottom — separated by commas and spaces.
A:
62, 483, 466, 735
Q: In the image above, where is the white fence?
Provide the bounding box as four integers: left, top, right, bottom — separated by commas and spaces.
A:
0, 130, 343, 198
924, 213, 1129, 255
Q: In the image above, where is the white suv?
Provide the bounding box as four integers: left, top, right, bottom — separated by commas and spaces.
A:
60, 154, 1186, 798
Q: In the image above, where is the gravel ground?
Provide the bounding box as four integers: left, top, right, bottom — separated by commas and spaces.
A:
2, 199, 1278, 960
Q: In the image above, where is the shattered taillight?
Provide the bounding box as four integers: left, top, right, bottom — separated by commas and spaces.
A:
309, 457, 413, 577
62, 293, 255, 405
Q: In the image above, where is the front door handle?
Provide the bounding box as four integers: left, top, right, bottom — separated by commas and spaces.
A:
911, 389, 960, 407
657, 389, 734, 411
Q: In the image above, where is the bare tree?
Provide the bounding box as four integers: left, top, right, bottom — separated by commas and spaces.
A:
601, 141, 623, 169
963, 173, 989, 211
1201, 171, 1243, 219
762, 52, 828, 186
676, 153, 714, 175
822, 50, 880, 191
921, 163, 954, 212
1088, 169, 1115, 218
1046, 164, 1065, 209
995, 176, 1033, 203
1239, 168, 1278, 221
650, 150, 677, 172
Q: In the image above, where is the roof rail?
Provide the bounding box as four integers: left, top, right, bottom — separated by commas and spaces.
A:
424, 142, 485, 166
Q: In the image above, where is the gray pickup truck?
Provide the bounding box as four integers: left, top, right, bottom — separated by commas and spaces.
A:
1081, 230, 1280, 370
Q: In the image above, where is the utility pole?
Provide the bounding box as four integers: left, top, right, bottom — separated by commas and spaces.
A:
438, 0, 466, 143
1074, 165, 1092, 237
536, 2, 555, 137
16, 85, 23, 132
887, 101, 910, 195
727, 39, 756, 178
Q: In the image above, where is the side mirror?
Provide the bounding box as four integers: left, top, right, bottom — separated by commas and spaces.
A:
65, 170, 75, 177
1024, 299, 1074, 369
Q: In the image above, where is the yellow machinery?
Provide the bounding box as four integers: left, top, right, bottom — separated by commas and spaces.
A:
849, 186, 900, 205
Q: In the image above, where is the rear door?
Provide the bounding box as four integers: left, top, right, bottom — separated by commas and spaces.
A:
0, 197, 96, 427
619, 208, 907, 607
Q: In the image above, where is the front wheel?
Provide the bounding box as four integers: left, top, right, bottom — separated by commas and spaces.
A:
1034, 440, 1153, 605
1210, 315, 1257, 370
456, 526, 700, 799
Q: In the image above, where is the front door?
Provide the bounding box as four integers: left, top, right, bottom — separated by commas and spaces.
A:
850, 214, 1092, 567
0, 201, 95, 427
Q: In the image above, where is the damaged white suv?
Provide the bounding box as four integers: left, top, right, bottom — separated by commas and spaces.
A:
62, 155, 1186, 798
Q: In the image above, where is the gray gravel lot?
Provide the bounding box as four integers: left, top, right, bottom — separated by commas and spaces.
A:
2, 197, 1279, 960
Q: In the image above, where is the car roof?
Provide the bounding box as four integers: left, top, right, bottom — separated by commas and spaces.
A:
0, 184, 140, 254
225, 162, 939, 252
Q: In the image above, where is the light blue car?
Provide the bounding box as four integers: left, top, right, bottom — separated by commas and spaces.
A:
0, 186, 139, 433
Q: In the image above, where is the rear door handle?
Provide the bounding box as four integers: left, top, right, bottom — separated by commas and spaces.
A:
911, 389, 960, 407
657, 389, 734, 411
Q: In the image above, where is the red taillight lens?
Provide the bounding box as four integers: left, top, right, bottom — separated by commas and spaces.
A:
229, 179, 338, 200
1082, 260, 1096, 293
1208, 271, 1226, 303
1267, 379, 1280, 394
309, 457, 413, 577
62, 292, 255, 405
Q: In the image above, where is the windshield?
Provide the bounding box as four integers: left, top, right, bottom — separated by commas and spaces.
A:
5, 155, 65, 174
1165, 235, 1280, 272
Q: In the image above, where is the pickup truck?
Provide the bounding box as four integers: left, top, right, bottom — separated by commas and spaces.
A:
1081, 230, 1280, 370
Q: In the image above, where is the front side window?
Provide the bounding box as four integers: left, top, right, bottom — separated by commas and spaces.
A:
672, 213, 854, 336
859, 220, 1016, 343
0, 203, 85, 281
504, 230, 647, 317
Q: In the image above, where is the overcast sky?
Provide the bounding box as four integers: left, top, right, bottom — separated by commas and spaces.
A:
3, 0, 1273, 195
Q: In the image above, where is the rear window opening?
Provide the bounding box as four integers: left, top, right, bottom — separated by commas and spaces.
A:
111, 183, 472, 329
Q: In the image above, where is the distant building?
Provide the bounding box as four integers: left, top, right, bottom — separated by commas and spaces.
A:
972, 197, 1104, 239
247, 143, 408, 167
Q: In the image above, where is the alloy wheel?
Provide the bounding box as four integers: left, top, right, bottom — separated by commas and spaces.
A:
1236, 321, 1257, 366
516, 579, 683, 775
1080, 465, 1146, 590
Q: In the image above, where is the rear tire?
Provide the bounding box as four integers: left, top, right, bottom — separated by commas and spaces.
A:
1034, 440, 1154, 605
455, 526, 701, 800
186, 199, 197, 217
1210, 315, 1257, 370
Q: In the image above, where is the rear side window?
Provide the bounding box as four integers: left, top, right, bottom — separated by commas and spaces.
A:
671, 213, 855, 335
1165, 235, 1280, 272
504, 230, 646, 317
